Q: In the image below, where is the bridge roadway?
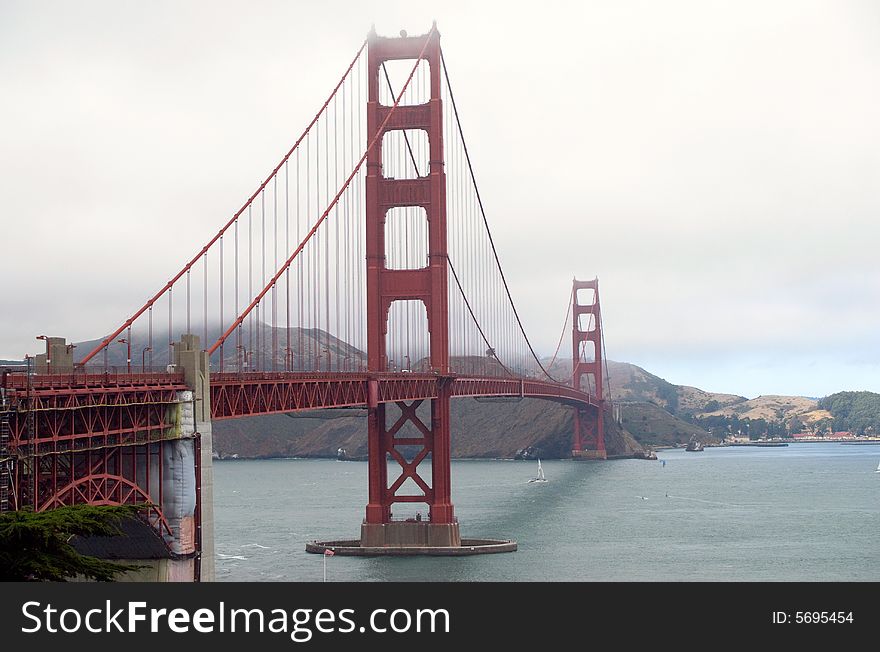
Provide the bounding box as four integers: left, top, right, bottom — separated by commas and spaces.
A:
2, 370, 598, 448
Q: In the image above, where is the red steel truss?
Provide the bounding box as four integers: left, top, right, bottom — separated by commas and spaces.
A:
1, 372, 186, 538
2, 371, 597, 438
0, 369, 597, 529
210, 372, 598, 419
3, 372, 188, 449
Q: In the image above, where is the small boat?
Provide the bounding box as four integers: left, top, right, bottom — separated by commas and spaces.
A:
875, 460, 880, 473
336, 447, 367, 462
527, 459, 548, 483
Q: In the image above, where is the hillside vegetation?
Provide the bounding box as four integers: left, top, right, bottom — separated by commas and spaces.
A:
818, 391, 880, 435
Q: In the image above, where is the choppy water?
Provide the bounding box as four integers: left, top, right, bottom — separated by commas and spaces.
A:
213, 443, 880, 581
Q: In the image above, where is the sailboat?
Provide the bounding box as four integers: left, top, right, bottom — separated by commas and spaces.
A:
875, 459, 880, 473
527, 459, 548, 483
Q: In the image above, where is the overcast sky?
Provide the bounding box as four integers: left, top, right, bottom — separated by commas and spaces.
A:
1, 0, 878, 398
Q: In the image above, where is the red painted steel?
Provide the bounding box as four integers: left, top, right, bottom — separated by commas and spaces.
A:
2, 372, 185, 546
572, 278, 605, 453
364, 25, 457, 524
4, 373, 188, 448
41, 471, 172, 536
1, 371, 597, 438
210, 372, 597, 415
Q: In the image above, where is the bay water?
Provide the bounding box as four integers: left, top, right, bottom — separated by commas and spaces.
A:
213, 443, 879, 581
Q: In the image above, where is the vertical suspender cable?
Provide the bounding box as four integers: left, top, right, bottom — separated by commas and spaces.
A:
203, 252, 208, 353
261, 189, 266, 371
186, 270, 191, 336
234, 219, 240, 370
297, 147, 302, 370
325, 101, 331, 372
273, 176, 278, 371
334, 93, 340, 371
168, 288, 172, 365
285, 161, 290, 370
219, 235, 224, 371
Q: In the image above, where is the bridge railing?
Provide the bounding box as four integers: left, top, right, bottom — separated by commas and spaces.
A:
1, 367, 187, 391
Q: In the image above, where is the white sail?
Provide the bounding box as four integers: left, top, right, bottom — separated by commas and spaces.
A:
527, 458, 547, 483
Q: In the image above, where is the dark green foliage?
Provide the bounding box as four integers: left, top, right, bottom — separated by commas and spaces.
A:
818, 391, 880, 435
655, 379, 679, 415
0, 504, 145, 581
691, 415, 789, 439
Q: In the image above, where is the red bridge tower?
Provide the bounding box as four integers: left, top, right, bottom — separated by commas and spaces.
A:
361, 25, 459, 547
572, 278, 606, 459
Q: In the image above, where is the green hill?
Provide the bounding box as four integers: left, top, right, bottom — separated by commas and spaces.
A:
818, 391, 880, 435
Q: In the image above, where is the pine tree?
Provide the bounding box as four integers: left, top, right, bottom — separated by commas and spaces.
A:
0, 504, 146, 581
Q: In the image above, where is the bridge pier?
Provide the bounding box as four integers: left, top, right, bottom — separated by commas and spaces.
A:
172, 334, 215, 581
34, 336, 74, 374
361, 383, 461, 548
2, 334, 214, 581
308, 25, 513, 556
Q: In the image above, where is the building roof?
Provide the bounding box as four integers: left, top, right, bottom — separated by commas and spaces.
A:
71, 517, 171, 560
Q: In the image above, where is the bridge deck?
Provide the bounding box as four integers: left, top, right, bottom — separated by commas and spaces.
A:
1, 371, 597, 447
210, 372, 597, 419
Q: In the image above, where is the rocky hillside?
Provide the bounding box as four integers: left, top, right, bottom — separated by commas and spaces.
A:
700, 395, 831, 425
616, 401, 709, 447
213, 398, 644, 460
604, 360, 746, 416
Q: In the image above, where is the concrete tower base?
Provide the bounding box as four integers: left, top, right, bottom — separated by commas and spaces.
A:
306, 520, 515, 556
360, 520, 461, 548
572, 449, 607, 460
306, 537, 516, 557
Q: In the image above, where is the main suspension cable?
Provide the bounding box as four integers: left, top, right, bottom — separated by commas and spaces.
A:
440, 47, 568, 384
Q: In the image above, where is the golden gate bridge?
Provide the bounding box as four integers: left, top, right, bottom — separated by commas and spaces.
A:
0, 24, 607, 580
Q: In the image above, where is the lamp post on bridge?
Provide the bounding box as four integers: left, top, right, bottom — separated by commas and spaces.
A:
66, 344, 76, 373
36, 335, 49, 374
117, 338, 131, 373
141, 346, 152, 373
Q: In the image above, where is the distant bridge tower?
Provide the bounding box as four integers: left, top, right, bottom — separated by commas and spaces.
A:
362, 24, 459, 547
572, 278, 606, 459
